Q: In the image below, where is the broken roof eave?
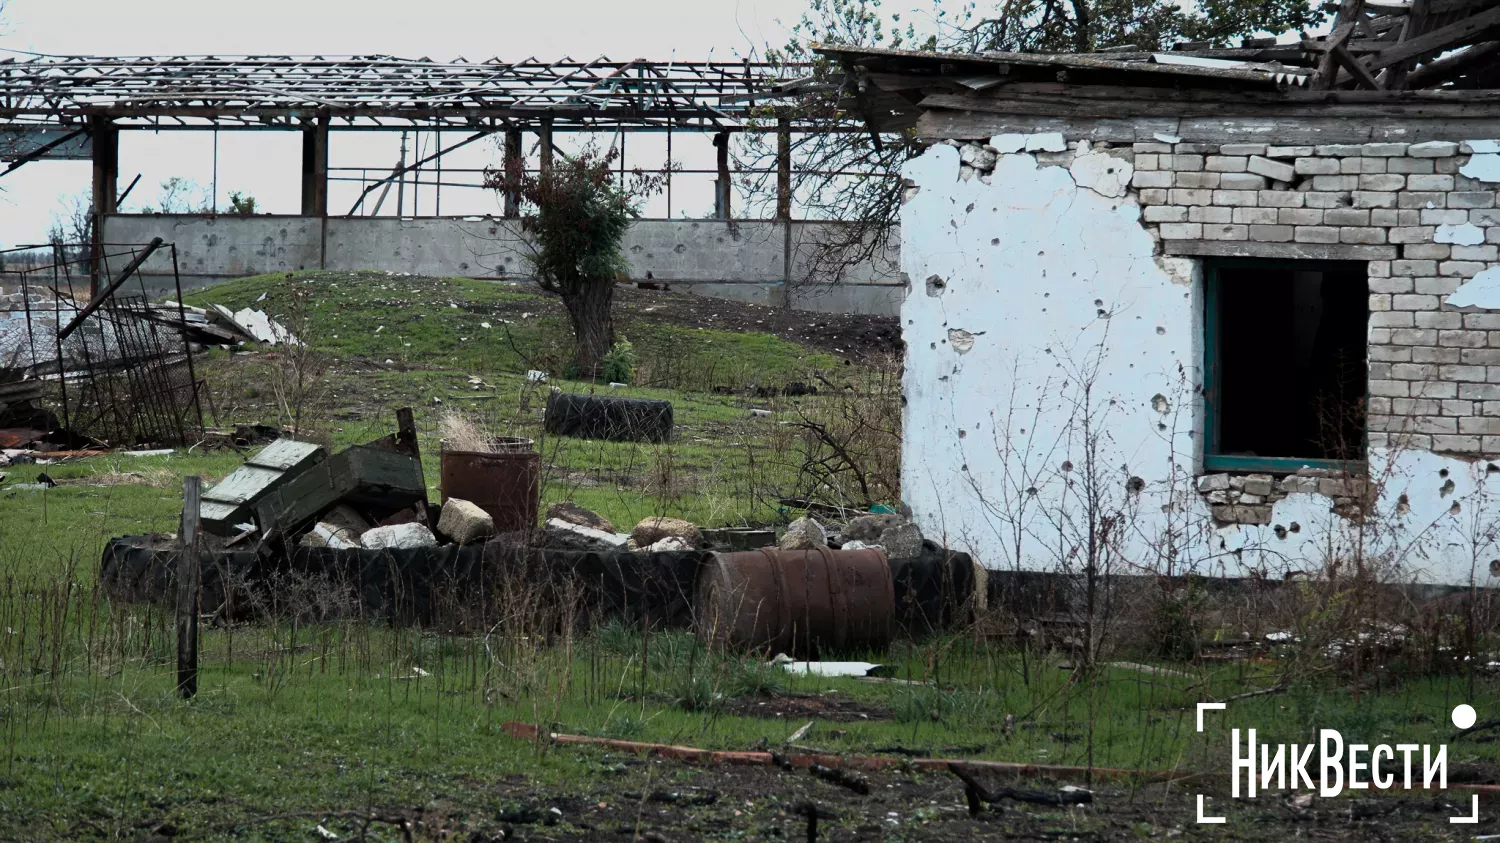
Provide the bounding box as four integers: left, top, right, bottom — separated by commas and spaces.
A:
817, 42, 1500, 142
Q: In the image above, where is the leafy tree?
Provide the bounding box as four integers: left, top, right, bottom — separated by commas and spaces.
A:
739, 0, 1325, 283
226, 191, 258, 215
487, 148, 660, 378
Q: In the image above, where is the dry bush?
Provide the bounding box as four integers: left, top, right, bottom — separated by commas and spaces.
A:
786, 356, 903, 509
439, 408, 497, 453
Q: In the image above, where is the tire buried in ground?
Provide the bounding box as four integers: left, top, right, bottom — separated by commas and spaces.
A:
544, 392, 673, 443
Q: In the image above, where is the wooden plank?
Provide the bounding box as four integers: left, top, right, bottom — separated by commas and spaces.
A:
176, 475, 201, 700
1333, 44, 1386, 88
198, 438, 326, 531
1164, 240, 1398, 261
259, 445, 425, 536
914, 107, 1500, 144
918, 90, 1500, 119
1406, 39, 1500, 86
1314, 8, 1364, 89
1362, 4, 1500, 71
246, 438, 325, 471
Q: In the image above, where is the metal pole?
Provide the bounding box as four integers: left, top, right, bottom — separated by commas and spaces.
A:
211, 128, 218, 212
396, 130, 408, 218
666, 127, 673, 218
177, 475, 202, 700
434, 129, 442, 216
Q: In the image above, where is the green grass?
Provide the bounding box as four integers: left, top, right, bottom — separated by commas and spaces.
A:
11, 270, 1489, 839
182, 270, 842, 388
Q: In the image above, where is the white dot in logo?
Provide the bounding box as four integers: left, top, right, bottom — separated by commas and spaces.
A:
1453, 704, 1477, 730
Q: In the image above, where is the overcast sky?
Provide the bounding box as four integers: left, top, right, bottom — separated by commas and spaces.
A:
0, 0, 815, 245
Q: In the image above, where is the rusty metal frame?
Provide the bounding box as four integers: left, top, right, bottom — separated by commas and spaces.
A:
0, 53, 828, 132
1, 240, 206, 447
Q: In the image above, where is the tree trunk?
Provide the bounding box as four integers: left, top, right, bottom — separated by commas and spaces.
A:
563, 279, 616, 380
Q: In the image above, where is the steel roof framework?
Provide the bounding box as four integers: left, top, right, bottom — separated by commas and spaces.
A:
0, 54, 826, 132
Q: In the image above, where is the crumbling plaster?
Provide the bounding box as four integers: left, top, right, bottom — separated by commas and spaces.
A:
900, 139, 1500, 586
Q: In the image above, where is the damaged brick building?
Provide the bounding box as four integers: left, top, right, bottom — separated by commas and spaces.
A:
823, 9, 1500, 586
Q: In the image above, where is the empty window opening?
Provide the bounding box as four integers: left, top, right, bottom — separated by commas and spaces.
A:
1205, 259, 1368, 472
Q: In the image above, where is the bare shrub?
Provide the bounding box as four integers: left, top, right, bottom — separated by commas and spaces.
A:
265, 275, 331, 435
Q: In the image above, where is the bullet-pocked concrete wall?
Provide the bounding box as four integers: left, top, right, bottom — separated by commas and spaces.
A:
902, 130, 1500, 588
101, 215, 903, 316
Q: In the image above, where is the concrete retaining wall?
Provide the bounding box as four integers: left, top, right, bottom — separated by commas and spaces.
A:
101, 215, 903, 316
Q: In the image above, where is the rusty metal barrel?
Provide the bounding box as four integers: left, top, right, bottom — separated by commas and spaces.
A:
439, 437, 540, 533
695, 547, 895, 657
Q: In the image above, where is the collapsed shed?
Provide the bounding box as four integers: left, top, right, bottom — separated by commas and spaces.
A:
821, 7, 1500, 587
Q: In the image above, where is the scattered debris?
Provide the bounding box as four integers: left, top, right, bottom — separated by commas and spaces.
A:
770, 655, 891, 678
300, 521, 361, 550
648, 536, 693, 552
436, 497, 496, 544
632, 516, 702, 549
779, 517, 826, 550
199, 438, 327, 534
543, 518, 630, 551
546, 501, 615, 533
809, 763, 870, 795
361, 522, 438, 550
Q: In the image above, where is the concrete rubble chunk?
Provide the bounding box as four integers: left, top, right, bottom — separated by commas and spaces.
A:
631, 516, 701, 548
543, 518, 630, 551
959, 143, 997, 171
545, 501, 615, 534
840, 539, 883, 551
845, 513, 905, 542
779, 517, 827, 550
361, 522, 438, 550
437, 497, 496, 544
648, 536, 693, 552
300, 521, 361, 549
882, 523, 924, 559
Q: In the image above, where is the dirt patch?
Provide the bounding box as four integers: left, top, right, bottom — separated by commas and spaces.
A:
723, 692, 893, 723
220, 762, 1494, 842
614, 286, 902, 365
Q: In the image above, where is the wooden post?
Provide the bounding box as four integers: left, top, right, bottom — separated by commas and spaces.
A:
538, 117, 554, 179
300, 114, 329, 217
89, 116, 119, 297
776, 117, 792, 221
176, 475, 202, 699
503, 128, 523, 217
713, 131, 732, 220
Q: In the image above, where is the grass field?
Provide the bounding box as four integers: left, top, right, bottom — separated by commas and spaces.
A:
2, 272, 1497, 840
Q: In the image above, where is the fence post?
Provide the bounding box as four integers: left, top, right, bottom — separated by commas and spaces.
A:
176, 475, 202, 699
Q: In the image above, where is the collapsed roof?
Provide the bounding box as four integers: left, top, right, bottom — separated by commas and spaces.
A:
817, 1, 1500, 134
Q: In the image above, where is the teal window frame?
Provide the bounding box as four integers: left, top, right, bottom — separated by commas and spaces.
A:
1202, 258, 1368, 475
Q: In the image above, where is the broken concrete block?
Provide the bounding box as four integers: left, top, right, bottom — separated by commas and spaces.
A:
1247, 155, 1296, 183
1196, 474, 1230, 492
320, 504, 371, 537
1242, 474, 1275, 496
648, 536, 692, 552
960, 143, 997, 171
361, 522, 438, 550
545, 501, 615, 533
881, 523, 924, 560
437, 497, 495, 544
631, 516, 701, 549
840, 539, 883, 552
779, 517, 827, 550
845, 513, 904, 543
300, 521, 361, 550
544, 517, 630, 551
